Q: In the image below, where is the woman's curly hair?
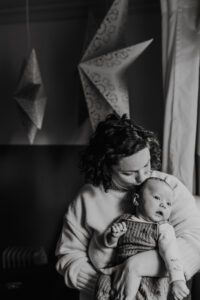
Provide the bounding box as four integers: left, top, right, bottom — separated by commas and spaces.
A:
79, 113, 161, 191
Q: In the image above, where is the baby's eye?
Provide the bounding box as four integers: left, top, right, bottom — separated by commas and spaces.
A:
167, 202, 171, 206
153, 195, 160, 200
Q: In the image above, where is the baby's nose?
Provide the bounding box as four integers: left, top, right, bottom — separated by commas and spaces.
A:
160, 201, 167, 209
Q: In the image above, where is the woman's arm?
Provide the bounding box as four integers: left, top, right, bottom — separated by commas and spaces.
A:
55, 199, 99, 295
89, 221, 126, 269
107, 249, 166, 277
88, 231, 116, 269
169, 177, 200, 280
153, 171, 200, 280
102, 250, 166, 300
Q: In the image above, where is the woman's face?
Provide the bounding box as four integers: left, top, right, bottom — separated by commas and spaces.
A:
112, 147, 151, 189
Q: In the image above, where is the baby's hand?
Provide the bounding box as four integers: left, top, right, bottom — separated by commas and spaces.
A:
171, 280, 190, 300
104, 222, 127, 247
111, 222, 127, 238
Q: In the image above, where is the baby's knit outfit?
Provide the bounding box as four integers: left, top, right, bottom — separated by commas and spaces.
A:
95, 214, 184, 300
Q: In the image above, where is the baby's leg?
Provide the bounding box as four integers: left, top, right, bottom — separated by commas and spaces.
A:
128, 273, 141, 300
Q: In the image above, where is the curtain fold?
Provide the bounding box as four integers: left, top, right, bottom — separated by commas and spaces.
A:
160, 0, 200, 193
196, 91, 200, 195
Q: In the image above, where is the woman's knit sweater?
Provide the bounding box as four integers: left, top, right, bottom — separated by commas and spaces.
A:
55, 171, 200, 300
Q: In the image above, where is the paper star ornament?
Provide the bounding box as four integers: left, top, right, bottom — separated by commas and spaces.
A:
78, 0, 153, 130
14, 48, 47, 144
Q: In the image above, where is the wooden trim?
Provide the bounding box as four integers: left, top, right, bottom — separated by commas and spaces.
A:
0, 0, 160, 24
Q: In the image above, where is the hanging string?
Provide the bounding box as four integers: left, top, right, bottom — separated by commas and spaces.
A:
25, 0, 31, 54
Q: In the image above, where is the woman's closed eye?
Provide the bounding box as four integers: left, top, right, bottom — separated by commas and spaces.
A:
121, 171, 134, 176
144, 169, 150, 175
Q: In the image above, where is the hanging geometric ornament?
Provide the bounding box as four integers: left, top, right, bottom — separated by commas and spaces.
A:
14, 48, 47, 144
77, 10, 99, 126
78, 0, 153, 130
13, 0, 47, 144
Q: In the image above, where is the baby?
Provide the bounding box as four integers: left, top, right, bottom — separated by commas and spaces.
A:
89, 177, 190, 300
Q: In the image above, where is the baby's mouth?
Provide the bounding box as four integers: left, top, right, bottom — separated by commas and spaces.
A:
156, 211, 164, 217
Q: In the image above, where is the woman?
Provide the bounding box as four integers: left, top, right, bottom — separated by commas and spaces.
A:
55, 114, 200, 300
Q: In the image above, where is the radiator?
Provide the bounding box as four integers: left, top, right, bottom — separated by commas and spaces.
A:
2, 246, 48, 269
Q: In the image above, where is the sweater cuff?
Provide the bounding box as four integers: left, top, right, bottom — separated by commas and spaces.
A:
65, 259, 98, 294
169, 270, 185, 284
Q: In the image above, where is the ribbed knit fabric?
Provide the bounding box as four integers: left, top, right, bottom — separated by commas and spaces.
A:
96, 274, 170, 300
96, 216, 170, 300
137, 277, 170, 300
96, 274, 111, 300
117, 215, 158, 263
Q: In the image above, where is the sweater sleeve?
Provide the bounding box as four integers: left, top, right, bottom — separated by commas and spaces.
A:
167, 175, 200, 280
55, 195, 98, 295
88, 232, 116, 270
158, 223, 185, 283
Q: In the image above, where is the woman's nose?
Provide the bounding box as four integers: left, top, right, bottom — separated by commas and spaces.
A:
136, 170, 147, 183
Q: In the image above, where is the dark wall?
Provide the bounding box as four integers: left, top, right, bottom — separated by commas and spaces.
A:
0, 19, 89, 144
0, 146, 84, 260
0, 0, 163, 144
0, 0, 163, 263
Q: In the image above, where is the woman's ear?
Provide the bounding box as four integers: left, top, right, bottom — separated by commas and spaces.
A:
133, 193, 139, 206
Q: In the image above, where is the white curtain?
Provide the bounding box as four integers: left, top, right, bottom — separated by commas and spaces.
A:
160, 0, 200, 193
197, 92, 200, 195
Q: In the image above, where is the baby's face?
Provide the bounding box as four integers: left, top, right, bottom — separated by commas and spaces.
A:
137, 179, 173, 222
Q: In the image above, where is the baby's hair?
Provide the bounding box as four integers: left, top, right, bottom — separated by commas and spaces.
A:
135, 177, 173, 197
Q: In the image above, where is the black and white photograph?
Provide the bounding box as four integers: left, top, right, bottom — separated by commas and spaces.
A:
0, 0, 200, 299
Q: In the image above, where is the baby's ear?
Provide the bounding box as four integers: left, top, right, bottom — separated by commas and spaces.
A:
133, 193, 139, 206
